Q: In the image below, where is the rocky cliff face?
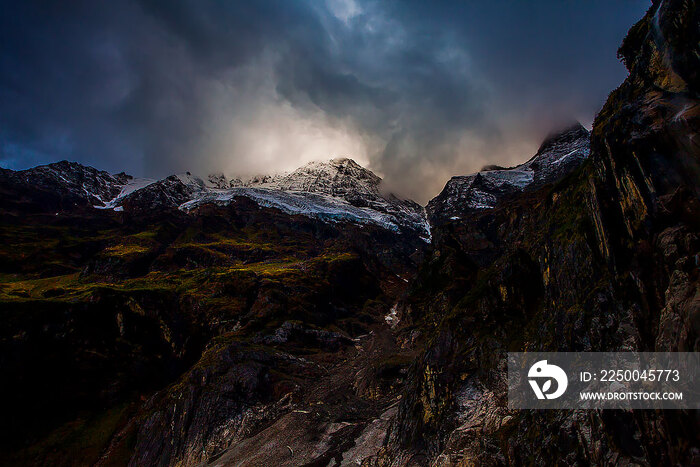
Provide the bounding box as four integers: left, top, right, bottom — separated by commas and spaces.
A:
373, 1, 699, 465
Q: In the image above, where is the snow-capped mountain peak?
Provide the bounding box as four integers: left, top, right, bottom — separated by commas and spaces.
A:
4, 160, 131, 208
206, 173, 229, 189
222, 158, 382, 197
182, 158, 428, 238
427, 123, 591, 223
3, 158, 428, 238
272, 158, 382, 196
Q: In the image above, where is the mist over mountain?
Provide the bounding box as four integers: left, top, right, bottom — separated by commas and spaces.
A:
1, 125, 593, 241
1, 0, 648, 203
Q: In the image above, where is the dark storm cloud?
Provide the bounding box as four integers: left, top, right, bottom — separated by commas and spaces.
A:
0, 0, 649, 203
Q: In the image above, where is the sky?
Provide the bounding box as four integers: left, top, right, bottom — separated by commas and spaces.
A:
1, 0, 650, 203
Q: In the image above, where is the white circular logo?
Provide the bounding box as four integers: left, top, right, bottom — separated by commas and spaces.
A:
528, 360, 568, 399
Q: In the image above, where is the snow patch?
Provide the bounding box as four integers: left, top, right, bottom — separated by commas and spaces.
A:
79, 158, 429, 238
385, 304, 400, 328
96, 177, 156, 209
179, 187, 405, 232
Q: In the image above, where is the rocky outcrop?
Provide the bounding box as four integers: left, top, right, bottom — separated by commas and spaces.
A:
0, 161, 130, 213
375, 1, 699, 465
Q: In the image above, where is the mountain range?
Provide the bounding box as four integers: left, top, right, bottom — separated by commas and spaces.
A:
1, 124, 592, 241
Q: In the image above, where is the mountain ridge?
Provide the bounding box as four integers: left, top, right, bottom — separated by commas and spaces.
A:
0, 158, 430, 239
428, 122, 591, 223
1, 124, 591, 239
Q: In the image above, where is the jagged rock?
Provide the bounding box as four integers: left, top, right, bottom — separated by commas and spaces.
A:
127, 342, 307, 467
253, 321, 353, 351
378, 1, 700, 465
0, 160, 129, 213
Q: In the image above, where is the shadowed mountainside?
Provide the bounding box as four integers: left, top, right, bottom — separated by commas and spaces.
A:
374, 0, 699, 464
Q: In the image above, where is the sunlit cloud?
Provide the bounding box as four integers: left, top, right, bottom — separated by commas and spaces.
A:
0, 0, 649, 203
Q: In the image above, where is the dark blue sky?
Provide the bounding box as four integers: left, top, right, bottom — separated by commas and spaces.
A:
0, 0, 651, 201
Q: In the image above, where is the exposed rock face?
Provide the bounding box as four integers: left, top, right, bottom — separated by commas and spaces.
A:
0, 160, 130, 213
232, 158, 430, 238
427, 123, 590, 223
242, 158, 383, 200
374, 1, 700, 465
0, 170, 425, 466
